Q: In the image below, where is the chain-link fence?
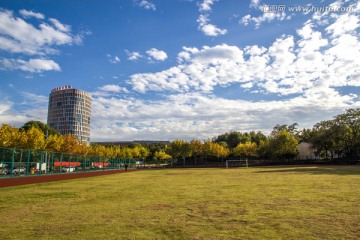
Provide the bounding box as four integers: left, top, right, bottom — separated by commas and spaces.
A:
0, 147, 138, 178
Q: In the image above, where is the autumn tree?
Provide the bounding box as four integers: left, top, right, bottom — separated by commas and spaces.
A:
0, 124, 19, 148
190, 139, 203, 165
21, 127, 45, 150
166, 140, 191, 166
233, 142, 258, 159
153, 151, 172, 164
45, 134, 65, 152
202, 140, 229, 162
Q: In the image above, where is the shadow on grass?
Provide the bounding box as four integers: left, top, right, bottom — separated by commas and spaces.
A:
253, 166, 360, 176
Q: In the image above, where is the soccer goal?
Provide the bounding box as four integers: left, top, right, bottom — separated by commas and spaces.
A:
226, 159, 248, 169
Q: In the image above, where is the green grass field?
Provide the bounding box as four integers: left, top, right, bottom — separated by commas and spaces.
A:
1, 166, 360, 239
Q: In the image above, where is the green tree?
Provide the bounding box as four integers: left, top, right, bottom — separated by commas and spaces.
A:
257, 139, 271, 159
271, 123, 298, 136
309, 120, 337, 159
269, 130, 299, 161
249, 131, 267, 145
334, 108, 360, 158
21, 120, 58, 136
166, 140, 191, 166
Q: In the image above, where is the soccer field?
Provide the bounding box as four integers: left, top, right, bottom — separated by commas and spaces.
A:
0, 166, 359, 239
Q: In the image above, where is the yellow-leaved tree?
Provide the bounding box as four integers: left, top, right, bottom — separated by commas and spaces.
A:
0, 124, 19, 148
233, 142, 258, 159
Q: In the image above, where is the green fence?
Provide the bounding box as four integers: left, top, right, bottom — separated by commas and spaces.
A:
0, 147, 138, 177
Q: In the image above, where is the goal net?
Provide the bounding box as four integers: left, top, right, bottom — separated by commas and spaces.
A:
226, 160, 248, 169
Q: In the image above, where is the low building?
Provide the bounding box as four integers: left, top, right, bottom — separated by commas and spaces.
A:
93, 140, 170, 147
297, 142, 316, 160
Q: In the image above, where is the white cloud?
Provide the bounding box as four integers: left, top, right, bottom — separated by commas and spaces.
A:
0, 101, 32, 126
5, 0, 360, 142
197, 14, 227, 36
146, 48, 168, 61
325, 13, 359, 37
127, 6, 360, 99
125, 50, 143, 61
98, 84, 129, 93
107, 54, 120, 64
196, 0, 227, 36
134, 0, 156, 11
19, 9, 44, 19
49, 18, 71, 32
0, 58, 61, 73
0, 92, 48, 126
90, 90, 359, 141
0, 9, 79, 55
198, 0, 217, 12
20, 92, 48, 105
250, 0, 261, 9
240, 11, 287, 29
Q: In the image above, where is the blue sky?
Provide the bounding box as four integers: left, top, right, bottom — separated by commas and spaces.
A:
0, 0, 359, 141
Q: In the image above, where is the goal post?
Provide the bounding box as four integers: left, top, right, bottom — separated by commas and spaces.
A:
226, 159, 248, 169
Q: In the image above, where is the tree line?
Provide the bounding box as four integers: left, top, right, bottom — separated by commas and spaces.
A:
0, 108, 358, 164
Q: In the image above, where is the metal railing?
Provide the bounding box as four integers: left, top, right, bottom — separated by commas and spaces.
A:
0, 147, 138, 178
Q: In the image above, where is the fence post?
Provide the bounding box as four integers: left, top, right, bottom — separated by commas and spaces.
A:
60, 152, 63, 173
51, 152, 54, 174
26, 149, 30, 176
10, 148, 15, 177
39, 151, 43, 175
76, 154, 78, 173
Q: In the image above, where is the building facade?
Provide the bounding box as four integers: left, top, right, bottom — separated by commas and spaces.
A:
93, 140, 171, 147
47, 86, 92, 144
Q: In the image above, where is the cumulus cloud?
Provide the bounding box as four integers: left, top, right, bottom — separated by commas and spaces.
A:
146, 48, 168, 61
0, 8, 86, 75
74, 0, 360, 141
240, 0, 289, 28
198, 0, 217, 12
134, 0, 156, 11
90, 89, 358, 141
0, 58, 61, 73
196, 0, 227, 36
125, 50, 143, 61
240, 12, 287, 28
0, 9, 80, 55
197, 14, 227, 36
127, 5, 360, 99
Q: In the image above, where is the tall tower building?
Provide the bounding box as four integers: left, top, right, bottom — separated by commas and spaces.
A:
47, 86, 92, 144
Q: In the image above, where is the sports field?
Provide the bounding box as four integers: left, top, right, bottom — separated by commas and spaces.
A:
0, 166, 359, 239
